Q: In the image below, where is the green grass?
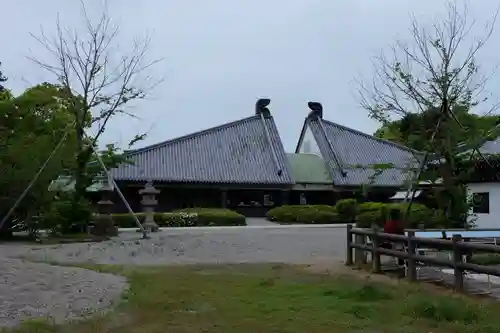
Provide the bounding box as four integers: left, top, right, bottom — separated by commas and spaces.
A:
469, 253, 500, 266
4, 264, 500, 333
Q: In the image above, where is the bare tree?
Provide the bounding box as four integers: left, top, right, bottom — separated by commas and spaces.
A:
359, 1, 498, 122
29, 1, 162, 199
357, 1, 499, 224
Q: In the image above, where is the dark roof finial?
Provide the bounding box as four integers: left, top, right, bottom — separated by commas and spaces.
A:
256, 98, 271, 118
307, 102, 323, 119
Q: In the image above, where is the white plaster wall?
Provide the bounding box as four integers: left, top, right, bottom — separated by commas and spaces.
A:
466, 182, 500, 229
298, 125, 322, 156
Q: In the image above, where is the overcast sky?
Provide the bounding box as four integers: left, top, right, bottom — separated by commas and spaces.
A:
3, 0, 500, 151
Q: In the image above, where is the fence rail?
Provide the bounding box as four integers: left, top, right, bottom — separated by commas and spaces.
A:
346, 225, 500, 291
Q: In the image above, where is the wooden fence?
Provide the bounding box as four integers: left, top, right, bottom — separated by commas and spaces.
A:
346, 225, 500, 291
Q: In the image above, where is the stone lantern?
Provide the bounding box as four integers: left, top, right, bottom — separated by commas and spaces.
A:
139, 180, 160, 232
91, 175, 118, 237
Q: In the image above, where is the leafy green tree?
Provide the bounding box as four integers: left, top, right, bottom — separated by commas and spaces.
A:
0, 62, 6, 92
0, 83, 76, 237
374, 110, 500, 152
0, 82, 133, 236
357, 2, 499, 225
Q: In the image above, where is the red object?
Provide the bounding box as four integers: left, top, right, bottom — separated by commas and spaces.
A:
383, 219, 404, 235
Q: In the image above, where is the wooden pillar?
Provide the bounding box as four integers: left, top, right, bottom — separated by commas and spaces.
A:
281, 190, 290, 205
406, 230, 417, 281
354, 233, 366, 266
452, 234, 464, 292
346, 224, 353, 265
221, 189, 228, 208
371, 224, 381, 273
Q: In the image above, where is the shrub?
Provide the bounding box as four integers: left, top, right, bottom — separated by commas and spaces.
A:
356, 210, 385, 228
174, 208, 246, 226
42, 197, 93, 234
266, 205, 340, 224
112, 208, 246, 228
356, 202, 388, 228
355, 202, 446, 229
112, 213, 144, 228
358, 202, 388, 214
388, 203, 434, 228
468, 253, 500, 266
112, 212, 197, 228
335, 199, 358, 222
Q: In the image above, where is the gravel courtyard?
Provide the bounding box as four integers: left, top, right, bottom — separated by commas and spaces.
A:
0, 222, 348, 327
0, 257, 127, 328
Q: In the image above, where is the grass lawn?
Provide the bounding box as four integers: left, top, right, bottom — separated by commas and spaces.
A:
469, 253, 500, 266
5, 264, 500, 333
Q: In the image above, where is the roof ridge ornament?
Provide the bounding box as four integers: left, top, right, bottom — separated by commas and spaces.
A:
256, 98, 271, 118
307, 101, 323, 119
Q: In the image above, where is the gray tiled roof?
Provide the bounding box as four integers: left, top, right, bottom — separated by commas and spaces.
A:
110, 114, 294, 185
297, 106, 422, 187
477, 137, 500, 155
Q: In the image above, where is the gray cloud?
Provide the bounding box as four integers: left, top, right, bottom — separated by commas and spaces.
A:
3, 0, 500, 151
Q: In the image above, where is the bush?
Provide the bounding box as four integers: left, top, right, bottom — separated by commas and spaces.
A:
335, 199, 358, 222
268, 202, 445, 228
112, 208, 246, 228
388, 203, 434, 228
358, 202, 388, 214
468, 253, 500, 266
356, 202, 445, 229
356, 202, 388, 228
266, 205, 340, 224
174, 208, 246, 226
112, 212, 198, 228
42, 197, 93, 234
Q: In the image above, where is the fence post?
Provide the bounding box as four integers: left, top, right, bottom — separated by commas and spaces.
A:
406, 230, 417, 281
452, 234, 464, 292
346, 224, 353, 266
371, 224, 381, 273
354, 232, 366, 266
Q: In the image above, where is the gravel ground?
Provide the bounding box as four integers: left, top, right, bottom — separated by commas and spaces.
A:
0, 223, 347, 328
0, 257, 127, 328
7, 226, 348, 266
245, 217, 279, 226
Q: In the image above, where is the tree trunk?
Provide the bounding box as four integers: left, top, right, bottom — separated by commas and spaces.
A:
73, 122, 85, 199
440, 157, 466, 227
71, 118, 91, 233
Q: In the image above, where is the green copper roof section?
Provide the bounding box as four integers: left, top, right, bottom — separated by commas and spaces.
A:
48, 175, 112, 192
286, 153, 332, 184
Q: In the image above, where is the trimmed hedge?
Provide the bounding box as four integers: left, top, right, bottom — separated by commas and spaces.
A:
173, 208, 246, 226
356, 202, 444, 229
335, 199, 358, 222
112, 208, 246, 228
266, 201, 446, 228
266, 205, 340, 224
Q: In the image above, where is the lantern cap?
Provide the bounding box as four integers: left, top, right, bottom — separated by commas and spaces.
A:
139, 180, 160, 195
